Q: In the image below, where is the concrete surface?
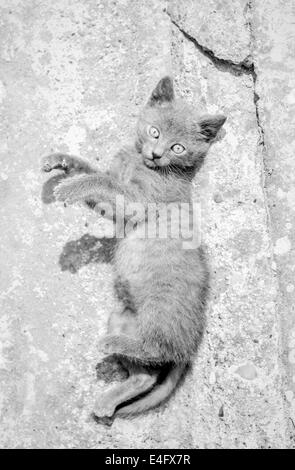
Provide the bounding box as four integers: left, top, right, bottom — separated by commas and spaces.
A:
0, 0, 294, 448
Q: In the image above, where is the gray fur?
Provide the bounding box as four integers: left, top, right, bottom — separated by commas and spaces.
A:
41, 76, 226, 420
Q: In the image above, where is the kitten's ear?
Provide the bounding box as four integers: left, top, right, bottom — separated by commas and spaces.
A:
198, 114, 227, 141
148, 76, 175, 106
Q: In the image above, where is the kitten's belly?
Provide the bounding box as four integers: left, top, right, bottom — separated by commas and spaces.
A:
114, 229, 202, 289
114, 235, 157, 284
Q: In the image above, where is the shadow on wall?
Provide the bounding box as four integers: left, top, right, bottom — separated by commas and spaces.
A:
42, 173, 117, 273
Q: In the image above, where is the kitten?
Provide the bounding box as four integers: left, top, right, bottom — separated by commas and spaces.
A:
41, 77, 226, 420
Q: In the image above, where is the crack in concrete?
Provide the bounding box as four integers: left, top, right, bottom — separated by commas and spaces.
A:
245, 0, 266, 150
252, 74, 266, 149
167, 12, 254, 76
167, 9, 266, 150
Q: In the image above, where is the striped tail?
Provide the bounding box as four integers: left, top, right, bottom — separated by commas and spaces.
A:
115, 364, 186, 416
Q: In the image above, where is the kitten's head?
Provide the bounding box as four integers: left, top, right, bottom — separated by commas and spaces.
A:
136, 76, 226, 172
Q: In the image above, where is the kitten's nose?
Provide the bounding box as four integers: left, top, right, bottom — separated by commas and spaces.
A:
152, 151, 162, 160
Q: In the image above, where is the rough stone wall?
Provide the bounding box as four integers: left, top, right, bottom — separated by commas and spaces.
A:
0, 0, 293, 449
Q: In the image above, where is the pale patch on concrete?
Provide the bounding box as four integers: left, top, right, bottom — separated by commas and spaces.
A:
0, 315, 12, 370
22, 373, 36, 416
286, 88, 295, 105
235, 363, 258, 381
285, 390, 294, 402
289, 350, 295, 364
1, 0, 22, 6
0, 80, 6, 104
83, 109, 117, 131
274, 236, 291, 255
277, 188, 286, 200
0, 392, 4, 418
64, 125, 87, 154
286, 188, 295, 208
0, 268, 23, 301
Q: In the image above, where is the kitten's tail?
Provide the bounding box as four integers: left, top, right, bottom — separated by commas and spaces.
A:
115, 364, 186, 417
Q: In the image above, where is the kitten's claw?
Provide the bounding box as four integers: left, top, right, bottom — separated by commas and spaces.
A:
42, 162, 53, 173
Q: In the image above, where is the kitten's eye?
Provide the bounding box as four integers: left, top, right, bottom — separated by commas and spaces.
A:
148, 126, 160, 139
171, 143, 185, 154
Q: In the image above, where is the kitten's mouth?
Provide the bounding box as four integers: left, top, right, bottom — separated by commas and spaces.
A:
144, 158, 157, 169
143, 156, 169, 169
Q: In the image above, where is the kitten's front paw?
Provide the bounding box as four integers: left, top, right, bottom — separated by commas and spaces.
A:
41, 153, 70, 173
53, 179, 79, 203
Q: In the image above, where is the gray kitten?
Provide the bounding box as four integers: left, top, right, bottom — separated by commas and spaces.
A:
41, 77, 226, 420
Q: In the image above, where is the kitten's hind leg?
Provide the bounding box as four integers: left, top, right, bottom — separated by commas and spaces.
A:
93, 364, 158, 418
41, 153, 97, 175
98, 334, 161, 364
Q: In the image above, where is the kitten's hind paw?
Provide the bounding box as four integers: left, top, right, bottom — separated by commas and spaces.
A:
91, 412, 114, 427
93, 394, 117, 419
41, 153, 70, 173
